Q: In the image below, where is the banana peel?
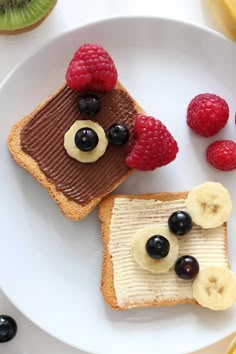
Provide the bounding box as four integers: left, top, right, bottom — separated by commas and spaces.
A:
206, 0, 236, 41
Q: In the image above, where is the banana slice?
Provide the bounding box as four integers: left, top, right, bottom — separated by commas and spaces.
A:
64, 120, 108, 163
131, 225, 179, 274
206, 0, 236, 41
227, 336, 236, 354
185, 182, 232, 229
192, 266, 236, 310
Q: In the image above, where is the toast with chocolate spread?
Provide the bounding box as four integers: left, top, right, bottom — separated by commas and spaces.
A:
8, 43, 178, 220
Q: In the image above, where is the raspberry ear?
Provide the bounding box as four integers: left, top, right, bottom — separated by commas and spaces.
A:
126, 114, 178, 171
65, 43, 118, 92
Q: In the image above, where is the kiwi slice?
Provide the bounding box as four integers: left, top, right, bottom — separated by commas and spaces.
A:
0, 0, 57, 34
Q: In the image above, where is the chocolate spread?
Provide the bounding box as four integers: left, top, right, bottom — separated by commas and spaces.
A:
21, 84, 137, 204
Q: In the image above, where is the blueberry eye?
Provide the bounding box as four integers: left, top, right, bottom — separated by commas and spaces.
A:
107, 123, 129, 145
168, 211, 192, 236
175, 255, 199, 280
145, 235, 170, 259
74, 127, 98, 151
78, 94, 101, 115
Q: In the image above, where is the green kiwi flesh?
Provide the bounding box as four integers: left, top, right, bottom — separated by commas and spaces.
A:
0, 0, 57, 33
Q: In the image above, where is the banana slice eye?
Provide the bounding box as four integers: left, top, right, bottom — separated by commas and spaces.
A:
186, 181, 232, 229
64, 120, 108, 163
192, 266, 236, 310
131, 225, 179, 274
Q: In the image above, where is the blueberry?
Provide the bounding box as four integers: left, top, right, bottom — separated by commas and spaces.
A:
107, 123, 129, 145
75, 127, 98, 151
145, 235, 170, 259
78, 94, 100, 115
0, 315, 17, 343
175, 255, 199, 280
168, 211, 192, 236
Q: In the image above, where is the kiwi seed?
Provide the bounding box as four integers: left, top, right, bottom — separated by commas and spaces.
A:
0, 0, 57, 34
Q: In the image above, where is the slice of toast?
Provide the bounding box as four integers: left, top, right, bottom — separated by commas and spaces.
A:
8, 81, 146, 220
98, 192, 229, 310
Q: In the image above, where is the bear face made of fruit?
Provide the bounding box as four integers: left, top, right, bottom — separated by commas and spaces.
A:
99, 181, 236, 311
18, 44, 178, 217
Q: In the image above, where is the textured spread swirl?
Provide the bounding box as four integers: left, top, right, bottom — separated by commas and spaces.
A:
20, 84, 137, 204
109, 198, 228, 308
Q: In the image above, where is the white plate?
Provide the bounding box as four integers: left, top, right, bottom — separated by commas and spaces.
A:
1, 17, 236, 354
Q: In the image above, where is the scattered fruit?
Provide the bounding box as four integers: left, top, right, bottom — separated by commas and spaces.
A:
145, 235, 170, 259
206, 140, 236, 171
175, 255, 199, 280
0, 315, 17, 343
168, 211, 192, 236
186, 181, 232, 229
187, 93, 229, 137
66, 43, 118, 92
78, 94, 101, 115
74, 127, 99, 152
0, 0, 57, 34
132, 225, 179, 274
192, 266, 236, 310
125, 114, 178, 171
107, 123, 129, 145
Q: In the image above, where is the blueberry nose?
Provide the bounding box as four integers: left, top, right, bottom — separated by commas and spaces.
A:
75, 127, 99, 151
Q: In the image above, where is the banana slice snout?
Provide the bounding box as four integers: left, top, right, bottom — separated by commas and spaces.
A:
131, 225, 179, 274
186, 181, 232, 229
192, 266, 236, 310
64, 120, 108, 163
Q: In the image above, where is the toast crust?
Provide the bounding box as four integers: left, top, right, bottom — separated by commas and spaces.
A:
98, 192, 229, 310
8, 81, 144, 220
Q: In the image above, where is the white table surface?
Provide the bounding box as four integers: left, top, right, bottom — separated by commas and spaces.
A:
0, 1, 232, 353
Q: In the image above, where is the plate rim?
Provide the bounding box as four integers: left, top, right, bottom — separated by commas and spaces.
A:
0, 14, 228, 91
0, 15, 234, 354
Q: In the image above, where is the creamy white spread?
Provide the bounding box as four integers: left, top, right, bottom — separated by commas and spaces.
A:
108, 198, 228, 308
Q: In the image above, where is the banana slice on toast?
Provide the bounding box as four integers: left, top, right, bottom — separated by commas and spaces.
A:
186, 182, 232, 229
131, 225, 179, 274
193, 266, 236, 310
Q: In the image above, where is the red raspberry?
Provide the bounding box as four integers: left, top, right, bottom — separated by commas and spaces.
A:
206, 140, 236, 171
66, 43, 118, 92
187, 93, 229, 137
126, 115, 178, 171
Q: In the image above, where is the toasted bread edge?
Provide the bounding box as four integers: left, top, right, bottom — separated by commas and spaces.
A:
7, 81, 144, 220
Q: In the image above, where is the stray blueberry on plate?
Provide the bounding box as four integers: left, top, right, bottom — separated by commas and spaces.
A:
145, 235, 170, 259
0, 315, 17, 343
78, 94, 101, 115
168, 210, 192, 236
107, 123, 129, 145
75, 127, 99, 151
175, 255, 199, 280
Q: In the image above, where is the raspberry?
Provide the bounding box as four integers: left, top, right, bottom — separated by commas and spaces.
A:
66, 43, 118, 92
187, 93, 229, 137
126, 115, 178, 171
206, 140, 236, 171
